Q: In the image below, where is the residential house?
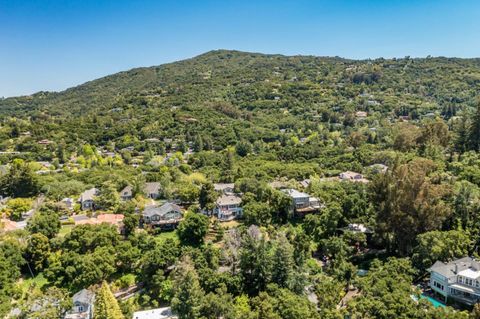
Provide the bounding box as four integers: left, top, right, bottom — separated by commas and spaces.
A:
268, 180, 289, 190
142, 202, 183, 230
428, 257, 480, 305
213, 183, 243, 221
213, 183, 235, 195
120, 185, 133, 201
299, 179, 311, 189
132, 307, 177, 319
355, 111, 368, 118
79, 188, 99, 211
61, 197, 74, 210
282, 189, 321, 215
339, 171, 369, 183
64, 289, 95, 319
214, 194, 243, 221
144, 182, 161, 199
37, 139, 53, 145
345, 223, 372, 234
121, 182, 162, 201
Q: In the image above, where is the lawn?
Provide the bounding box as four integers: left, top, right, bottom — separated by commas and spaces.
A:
154, 230, 178, 243
58, 224, 74, 237
16, 272, 48, 300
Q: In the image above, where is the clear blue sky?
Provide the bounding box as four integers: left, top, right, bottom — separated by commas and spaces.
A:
1, 0, 479, 97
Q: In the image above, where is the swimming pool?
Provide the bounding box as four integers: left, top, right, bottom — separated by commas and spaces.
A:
411, 294, 446, 308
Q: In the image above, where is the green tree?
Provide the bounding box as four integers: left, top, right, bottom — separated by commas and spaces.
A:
372, 158, 452, 255
235, 140, 252, 157
172, 257, 205, 319
0, 159, 39, 197
239, 227, 273, 295
96, 181, 120, 211
412, 230, 472, 271
94, 281, 125, 319
199, 182, 218, 212
26, 208, 60, 239
123, 212, 139, 237
271, 234, 295, 289
243, 201, 273, 226
177, 212, 210, 247
468, 99, 480, 151
26, 233, 51, 271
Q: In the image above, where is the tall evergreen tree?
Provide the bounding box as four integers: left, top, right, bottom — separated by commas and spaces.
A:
171, 258, 205, 319
94, 281, 124, 319
271, 234, 295, 289
468, 99, 480, 151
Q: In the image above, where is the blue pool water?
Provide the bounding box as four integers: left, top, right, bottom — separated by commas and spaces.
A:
413, 294, 446, 308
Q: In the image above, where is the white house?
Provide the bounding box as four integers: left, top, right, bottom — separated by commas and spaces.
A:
282, 189, 321, 215
213, 183, 235, 195
64, 289, 95, 319
214, 195, 243, 221
132, 307, 177, 319
428, 257, 480, 305
213, 183, 243, 221
79, 188, 99, 211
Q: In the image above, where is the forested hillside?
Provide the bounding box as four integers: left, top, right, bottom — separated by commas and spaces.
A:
1, 50, 480, 318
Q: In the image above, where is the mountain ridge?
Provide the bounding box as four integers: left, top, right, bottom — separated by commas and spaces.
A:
1, 49, 480, 119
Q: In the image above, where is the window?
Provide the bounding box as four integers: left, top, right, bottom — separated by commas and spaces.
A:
433, 281, 444, 291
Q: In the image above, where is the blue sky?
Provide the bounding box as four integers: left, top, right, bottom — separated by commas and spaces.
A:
1, 0, 479, 97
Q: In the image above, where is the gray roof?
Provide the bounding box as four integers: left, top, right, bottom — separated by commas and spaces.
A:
429, 257, 478, 279
72, 215, 89, 222
143, 202, 182, 218
144, 182, 161, 194
216, 194, 242, 206
79, 188, 99, 202
214, 183, 235, 192
121, 185, 133, 197
282, 188, 310, 199
72, 289, 95, 305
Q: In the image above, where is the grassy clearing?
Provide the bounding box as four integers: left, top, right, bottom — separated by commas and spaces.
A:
154, 230, 178, 243
58, 224, 74, 237
16, 272, 48, 300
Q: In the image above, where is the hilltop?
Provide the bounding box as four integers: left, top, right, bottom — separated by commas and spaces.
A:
0, 50, 479, 152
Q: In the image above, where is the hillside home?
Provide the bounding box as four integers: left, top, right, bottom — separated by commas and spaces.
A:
144, 182, 161, 199
212, 183, 243, 221
79, 188, 99, 211
339, 171, 369, 183
282, 189, 321, 215
299, 179, 311, 188
214, 194, 243, 221
120, 185, 133, 201
132, 307, 177, 319
213, 183, 235, 195
142, 202, 183, 230
120, 182, 162, 201
355, 111, 368, 118
61, 197, 74, 210
37, 139, 53, 145
428, 257, 480, 305
64, 289, 95, 319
